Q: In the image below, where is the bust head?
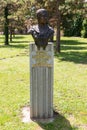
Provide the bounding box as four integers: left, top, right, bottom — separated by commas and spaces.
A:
36, 8, 48, 25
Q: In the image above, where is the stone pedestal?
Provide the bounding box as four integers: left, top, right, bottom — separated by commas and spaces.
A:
30, 43, 54, 119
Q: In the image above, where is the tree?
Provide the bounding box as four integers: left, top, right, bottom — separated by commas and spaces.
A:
81, 0, 87, 38
0, 0, 23, 45
61, 0, 85, 37
4, 5, 9, 45
35, 0, 87, 52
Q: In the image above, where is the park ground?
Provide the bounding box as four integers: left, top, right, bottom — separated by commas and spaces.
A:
0, 35, 87, 130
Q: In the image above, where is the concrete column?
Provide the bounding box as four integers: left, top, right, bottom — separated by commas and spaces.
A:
30, 43, 54, 119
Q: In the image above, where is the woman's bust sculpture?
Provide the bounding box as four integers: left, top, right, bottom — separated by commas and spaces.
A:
28, 8, 54, 50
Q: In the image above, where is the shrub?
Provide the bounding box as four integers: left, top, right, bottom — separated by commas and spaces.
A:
63, 15, 83, 37
81, 19, 87, 38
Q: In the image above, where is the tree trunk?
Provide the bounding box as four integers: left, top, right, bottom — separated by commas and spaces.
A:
56, 13, 61, 53
56, 1, 61, 53
9, 27, 12, 42
4, 6, 9, 45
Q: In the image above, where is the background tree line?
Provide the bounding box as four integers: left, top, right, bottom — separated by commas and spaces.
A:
0, 0, 87, 52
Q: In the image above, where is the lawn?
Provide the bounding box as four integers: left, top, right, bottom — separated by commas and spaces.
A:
0, 35, 87, 130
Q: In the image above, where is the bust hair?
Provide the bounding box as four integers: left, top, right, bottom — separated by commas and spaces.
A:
36, 8, 48, 18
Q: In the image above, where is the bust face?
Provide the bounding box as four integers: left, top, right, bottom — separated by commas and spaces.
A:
38, 14, 48, 25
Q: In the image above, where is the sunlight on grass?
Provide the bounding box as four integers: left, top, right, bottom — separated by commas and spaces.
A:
0, 35, 87, 130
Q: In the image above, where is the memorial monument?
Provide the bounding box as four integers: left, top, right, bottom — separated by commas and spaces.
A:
28, 8, 54, 120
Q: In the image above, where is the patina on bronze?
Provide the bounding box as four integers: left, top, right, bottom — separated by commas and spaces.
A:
28, 8, 54, 50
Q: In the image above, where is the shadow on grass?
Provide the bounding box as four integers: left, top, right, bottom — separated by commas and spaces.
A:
0, 35, 25, 39
61, 39, 87, 45
0, 44, 29, 49
54, 39, 87, 64
55, 51, 87, 64
0, 34, 30, 45
37, 112, 78, 130
11, 41, 29, 43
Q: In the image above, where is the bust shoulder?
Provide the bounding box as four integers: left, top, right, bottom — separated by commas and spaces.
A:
48, 25, 54, 33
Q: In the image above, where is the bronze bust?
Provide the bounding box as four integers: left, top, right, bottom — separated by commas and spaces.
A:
28, 8, 54, 50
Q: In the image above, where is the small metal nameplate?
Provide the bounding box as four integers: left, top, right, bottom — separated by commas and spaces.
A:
32, 51, 52, 67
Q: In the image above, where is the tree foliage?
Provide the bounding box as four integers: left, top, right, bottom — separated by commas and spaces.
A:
35, 0, 87, 52
0, 0, 23, 45
0, 0, 87, 46
62, 0, 86, 37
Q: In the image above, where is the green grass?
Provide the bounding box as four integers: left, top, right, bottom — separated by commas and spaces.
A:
0, 35, 87, 130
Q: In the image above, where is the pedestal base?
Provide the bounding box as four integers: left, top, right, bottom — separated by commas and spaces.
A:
22, 106, 54, 123
30, 43, 54, 119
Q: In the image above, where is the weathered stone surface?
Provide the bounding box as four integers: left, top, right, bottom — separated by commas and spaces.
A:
30, 43, 54, 119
